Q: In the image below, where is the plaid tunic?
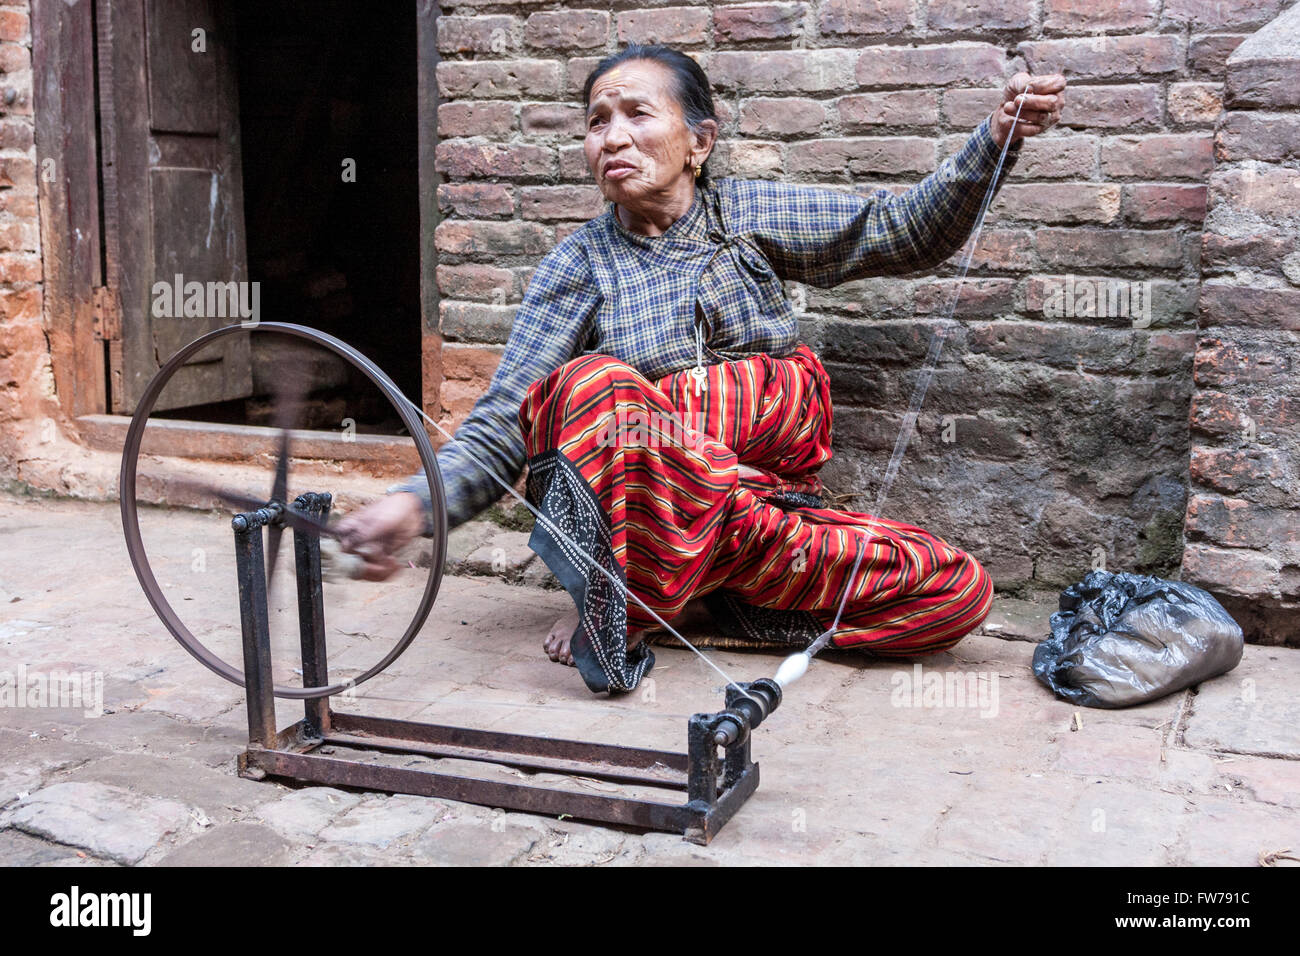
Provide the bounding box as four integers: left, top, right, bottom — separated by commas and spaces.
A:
406, 116, 1019, 528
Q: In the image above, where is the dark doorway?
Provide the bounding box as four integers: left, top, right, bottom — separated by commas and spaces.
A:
229, 0, 420, 432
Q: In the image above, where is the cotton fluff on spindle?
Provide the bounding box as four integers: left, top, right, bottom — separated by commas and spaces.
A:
774, 651, 810, 687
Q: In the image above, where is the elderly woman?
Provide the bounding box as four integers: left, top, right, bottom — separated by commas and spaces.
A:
338, 44, 1066, 694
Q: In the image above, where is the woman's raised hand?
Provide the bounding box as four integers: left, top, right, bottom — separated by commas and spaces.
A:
991, 72, 1067, 148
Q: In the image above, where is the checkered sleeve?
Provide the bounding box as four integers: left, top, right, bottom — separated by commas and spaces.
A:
395, 237, 598, 530
736, 115, 1021, 287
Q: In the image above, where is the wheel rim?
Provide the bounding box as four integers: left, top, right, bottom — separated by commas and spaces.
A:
119, 322, 447, 700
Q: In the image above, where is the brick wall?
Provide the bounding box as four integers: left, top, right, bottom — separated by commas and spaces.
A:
0, 1, 1292, 640
0, 0, 46, 468
434, 0, 1293, 595
1182, 2, 1300, 644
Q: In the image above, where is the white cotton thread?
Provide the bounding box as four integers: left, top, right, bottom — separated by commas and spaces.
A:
776, 91, 1031, 687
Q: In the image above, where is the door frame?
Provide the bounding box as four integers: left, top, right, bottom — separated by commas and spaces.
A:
32, 0, 442, 432
32, 0, 105, 420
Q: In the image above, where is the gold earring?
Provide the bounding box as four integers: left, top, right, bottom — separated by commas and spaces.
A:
694, 164, 701, 178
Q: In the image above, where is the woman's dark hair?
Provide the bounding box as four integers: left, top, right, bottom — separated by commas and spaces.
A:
582, 44, 719, 187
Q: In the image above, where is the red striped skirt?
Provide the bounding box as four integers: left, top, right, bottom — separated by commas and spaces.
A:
520, 346, 993, 694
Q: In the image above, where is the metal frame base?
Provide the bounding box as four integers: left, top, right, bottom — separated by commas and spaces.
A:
230, 493, 772, 845
238, 710, 759, 845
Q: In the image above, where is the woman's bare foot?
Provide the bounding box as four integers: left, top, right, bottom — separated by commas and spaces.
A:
542, 607, 646, 667
543, 608, 580, 665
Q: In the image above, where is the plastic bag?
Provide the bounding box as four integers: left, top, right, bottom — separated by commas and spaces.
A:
1032, 570, 1243, 708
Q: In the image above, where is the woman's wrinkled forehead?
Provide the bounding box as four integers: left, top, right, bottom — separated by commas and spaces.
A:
586, 60, 679, 117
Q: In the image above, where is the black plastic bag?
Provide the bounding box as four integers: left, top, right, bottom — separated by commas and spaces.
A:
1032, 570, 1243, 708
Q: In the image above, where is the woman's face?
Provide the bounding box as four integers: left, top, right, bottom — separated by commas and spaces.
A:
584, 59, 708, 210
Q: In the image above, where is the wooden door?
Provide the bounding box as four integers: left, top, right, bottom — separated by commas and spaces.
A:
97, 0, 252, 413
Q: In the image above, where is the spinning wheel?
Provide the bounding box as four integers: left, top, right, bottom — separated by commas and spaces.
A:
118, 321, 447, 700
119, 322, 777, 844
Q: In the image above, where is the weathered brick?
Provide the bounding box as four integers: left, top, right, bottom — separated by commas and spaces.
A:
1062, 85, 1162, 129
1100, 134, 1214, 179
520, 185, 604, 221
1043, 0, 1157, 32
1200, 283, 1300, 332
914, 278, 1016, 316
715, 3, 806, 41
1210, 165, 1300, 220
1181, 543, 1279, 598
437, 15, 518, 55
964, 322, 1189, 376
1188, 34, 1248, 76
1226, 58, 1300, 110
559, 144, 590, 180
1123, 185, 1208, 223
1011, 133, 1098, 179
837, 91, 937, 130
437, 101, 514, 139
567, 56, 604, 97
0, 154, 33, 190
787, 137, 935, 178
434, 220, 551, 258
437, 264, 516, 303
0, 40, 27, 74
1020, 36, 1183, 79
0, 9, 28, 42
856, 43, 1006, 88
520, 103, 585, 137
739, 97, 826, 136
437, 182, 516, 218
1167, 83, 1223, 125
1189, 390, 1247, 437
707, 50, 857, 93
1036, 228, 1184, 269
992, 184, 1122, 225
1025, 276, 1196, 327
0, 190, 36, 218
942, 88, 1002, 127
0, 117, 31, 150
1186, 496, 1300, 549
1202, 230, 1294, 272
927, 0, 1033, 30
965, 229, 1034, 270
0, 252, 40, 283
439, 302, 517, 344
435, 140, 554, 179
1217, 112, 1300, 163
0, 75, 32, 116
727, 141, 784, 178
441, 344, 505, 420
0, 220, 40, 251
0, 285, 40, 321
819, 0, 912, 35
524, 10, 609, 51
1189, 444, 1291, 498
1164, 0, 1284, 30
617, 8, 712, 45
436, 60, 563, 99
555, 222, 588, 244
1192, 337, 1288, 386
998, 180, 1123, 223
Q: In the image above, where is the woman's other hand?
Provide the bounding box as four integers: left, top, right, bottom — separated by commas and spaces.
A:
333, 492, 426, 581
990, 72, 1066, 148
